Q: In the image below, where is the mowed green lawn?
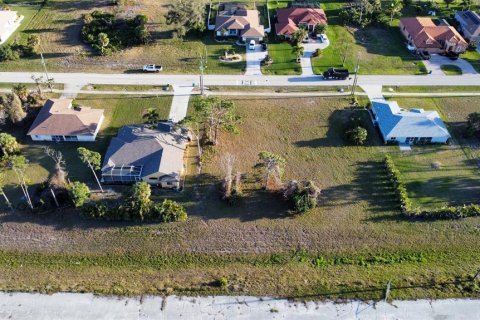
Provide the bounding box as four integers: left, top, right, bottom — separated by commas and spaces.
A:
0, 95, 172, 211
261, 42, 301, 75
386, 97, 480, 209
311, 2, 426, 75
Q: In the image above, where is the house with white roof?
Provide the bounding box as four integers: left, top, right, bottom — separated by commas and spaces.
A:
371, 100, 451, 145
0, 10, 24, 45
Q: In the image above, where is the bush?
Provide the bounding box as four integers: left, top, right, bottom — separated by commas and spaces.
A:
284, 180, 321, 214
0, 45, 20, 61
68, 181, 90, 208
217, 277, 229, 289
346, 126, 368, 145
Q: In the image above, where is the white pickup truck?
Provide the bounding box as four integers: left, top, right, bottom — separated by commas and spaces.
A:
142, 64, 163, 72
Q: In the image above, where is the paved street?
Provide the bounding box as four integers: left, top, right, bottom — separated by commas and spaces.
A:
1, 72, 480, 91
1, 293, 479, 320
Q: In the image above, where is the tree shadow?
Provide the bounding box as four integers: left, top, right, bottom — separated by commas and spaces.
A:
295, 108, 382, 148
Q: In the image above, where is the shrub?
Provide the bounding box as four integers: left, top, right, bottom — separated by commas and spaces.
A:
156, 199, 188, 222
68, 181, 91, 208
346, 126, 368, 145
284, 180, 321, 214
0, 45, 20, 61
217, 277, 229, 289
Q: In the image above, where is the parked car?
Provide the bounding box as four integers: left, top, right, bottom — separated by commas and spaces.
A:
418, 50, 431, 60
261, 42, 268, 51
444, 51, 459, 60
323, 67, 349, 80
248, 40, 256, 50
319, 34, 328, 43
143, 64, 163, 72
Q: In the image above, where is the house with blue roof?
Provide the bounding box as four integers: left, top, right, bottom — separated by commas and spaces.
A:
371, 100, 451, 145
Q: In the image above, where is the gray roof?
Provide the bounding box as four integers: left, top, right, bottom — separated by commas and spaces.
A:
372, 100, 451, 139
455, 10, 480, 34
102, 123, 188, 180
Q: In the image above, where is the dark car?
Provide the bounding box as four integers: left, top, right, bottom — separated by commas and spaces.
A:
261, 43, 268, 51
418, 50, 431, 60
445, 51, 459, 60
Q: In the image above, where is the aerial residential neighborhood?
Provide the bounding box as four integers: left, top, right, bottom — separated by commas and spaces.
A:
1, 0, 480, 318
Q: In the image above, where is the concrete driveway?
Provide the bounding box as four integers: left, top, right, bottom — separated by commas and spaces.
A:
423, 54, 478, 75
245, 45, 267, 76
300, 39, 330, 76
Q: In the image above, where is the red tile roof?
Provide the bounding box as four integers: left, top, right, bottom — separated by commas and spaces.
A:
400, 17, 467, 49
275, 8, 327, 36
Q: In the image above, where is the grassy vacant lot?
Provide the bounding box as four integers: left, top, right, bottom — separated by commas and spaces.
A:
387, 97, 480, 209
0, 94, 172, 211
382, 86, 480, 93
0, 0, 246, 74
1, 96, 480, 299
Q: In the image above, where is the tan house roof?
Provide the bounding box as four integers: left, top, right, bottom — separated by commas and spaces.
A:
215, 8, 264, 38
276, 8, 327, 36
400, 17, 467, 49
28, 99, 104, 136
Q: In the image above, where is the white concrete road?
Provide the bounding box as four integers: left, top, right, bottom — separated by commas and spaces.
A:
2, 72, 480, 92
245, 45, 266, 76
1, 293, 480, 320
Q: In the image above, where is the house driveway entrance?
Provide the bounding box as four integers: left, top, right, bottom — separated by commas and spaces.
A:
300, 39, 330, 76
245, 45, 267, 76
423, 54, 478, 75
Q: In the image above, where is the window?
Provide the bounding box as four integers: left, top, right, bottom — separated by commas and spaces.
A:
229, 29, 237, 35
390, 137, 396, 140
52, 135, 65, 141
64, 135, 78, 141
149, 177, 158, 180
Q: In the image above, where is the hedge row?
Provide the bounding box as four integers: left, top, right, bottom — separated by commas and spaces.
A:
383, 156, 480, 220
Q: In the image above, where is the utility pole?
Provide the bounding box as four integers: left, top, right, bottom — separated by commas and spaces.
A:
199, 46, 207, 96
351, 58, 360, 97
40, 53, 53, 93
384, 280, 392, 303
342, 41, 349, 66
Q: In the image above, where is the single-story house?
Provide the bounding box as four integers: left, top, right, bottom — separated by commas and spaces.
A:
275, 7, 327, 38
399, 17, 468, 54
101, 123, 189, 189
0, 10, 24, 45
28, 99, 104, 142
371, 100, 451, 145
455, 10, 480, 42
215, 3, 265, 42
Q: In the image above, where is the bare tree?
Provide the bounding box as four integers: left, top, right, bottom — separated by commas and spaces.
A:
220, 153, 235, 199
0, 172, 12, 209
43, 146, 67, 189
31, 75, 45, 99
6, 155, 33, 210
257, 151, 286, 191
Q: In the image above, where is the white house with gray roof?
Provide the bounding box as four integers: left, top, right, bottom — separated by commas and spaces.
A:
101, 123, 189, 189
371, 100, 451, 145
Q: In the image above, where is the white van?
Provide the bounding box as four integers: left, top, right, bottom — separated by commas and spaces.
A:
248, 40, 256, 50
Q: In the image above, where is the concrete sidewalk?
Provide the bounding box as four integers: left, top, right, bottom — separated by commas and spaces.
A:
1, 293, 480, 320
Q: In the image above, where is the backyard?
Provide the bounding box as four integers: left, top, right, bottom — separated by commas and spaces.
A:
0, 96, 480, 299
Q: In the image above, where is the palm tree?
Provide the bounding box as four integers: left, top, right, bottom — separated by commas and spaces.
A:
291, 28, 308, 45
292, 44, 304, 63
143, 108, 161, 128
97, 33, 110, 55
